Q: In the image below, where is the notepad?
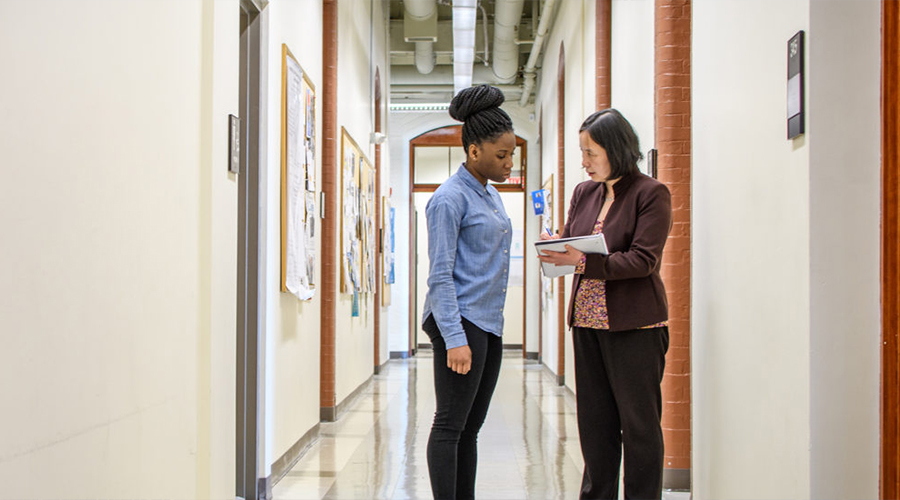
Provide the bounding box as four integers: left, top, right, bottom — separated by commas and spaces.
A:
534, 233, 608, 278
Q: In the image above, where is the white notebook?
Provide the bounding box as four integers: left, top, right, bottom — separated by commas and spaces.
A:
534, 233, 609, 278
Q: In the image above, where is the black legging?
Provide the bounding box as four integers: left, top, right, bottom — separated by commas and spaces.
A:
423, 314, 503, 500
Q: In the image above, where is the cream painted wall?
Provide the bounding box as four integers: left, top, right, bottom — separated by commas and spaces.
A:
534, 0, 596, 387
807, 2, 880, 498
611, 0, 655, 169
262, 0, 324, 477
693, 1, 813, 498
333, 0, 390, 405
0, 1, 238, 498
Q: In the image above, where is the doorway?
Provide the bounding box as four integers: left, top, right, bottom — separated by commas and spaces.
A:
409, 126, 528, 351
236, 1, 264, 499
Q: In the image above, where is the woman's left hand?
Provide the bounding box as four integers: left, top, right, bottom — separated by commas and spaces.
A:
537, 244, 584, 266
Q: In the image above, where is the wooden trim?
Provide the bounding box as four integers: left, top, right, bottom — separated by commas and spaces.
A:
596, 0, 612, 109
557, 42, 566, 385
320, 0, 337, 412
883, 1, 900, 497
409, 141, 417, 356
374, 67, 382, 370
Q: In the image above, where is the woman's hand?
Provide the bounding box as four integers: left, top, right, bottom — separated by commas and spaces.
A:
447, 345, 472, 375
537, 244, 585, 267
539, 231, 559, 241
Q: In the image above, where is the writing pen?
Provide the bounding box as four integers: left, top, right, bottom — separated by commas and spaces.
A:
545, 228, 553, 237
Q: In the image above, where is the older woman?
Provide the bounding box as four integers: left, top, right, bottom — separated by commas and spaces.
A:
538, 108, 672, 500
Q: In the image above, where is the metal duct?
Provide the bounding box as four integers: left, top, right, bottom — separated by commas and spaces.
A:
520, 0, 559, 106
492, 0, 525, 83
452, 0, 478, 93
405, 0, 437, 74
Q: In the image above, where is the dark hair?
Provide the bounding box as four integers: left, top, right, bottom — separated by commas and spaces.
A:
449, 85, 514, 152
579, 108, 642, 178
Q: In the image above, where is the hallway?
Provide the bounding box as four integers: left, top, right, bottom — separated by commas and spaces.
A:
272, 352, 689, 500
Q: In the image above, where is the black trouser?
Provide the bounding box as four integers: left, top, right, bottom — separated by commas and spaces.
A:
572, 326, 669, 500
424, 314, 503, 500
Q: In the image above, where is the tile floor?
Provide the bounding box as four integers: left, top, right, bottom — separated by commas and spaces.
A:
272, 351, 690, 500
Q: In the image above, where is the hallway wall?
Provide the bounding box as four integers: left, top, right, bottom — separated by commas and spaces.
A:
0, 1, 239, 498
262, 0, 324, 479
692, 1, 880, 498
333, 0, 391, 406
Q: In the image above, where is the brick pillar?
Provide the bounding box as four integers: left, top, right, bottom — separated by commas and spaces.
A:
596, 0, 611, 109
320, 0, 337, 421
655, 0, 691, 490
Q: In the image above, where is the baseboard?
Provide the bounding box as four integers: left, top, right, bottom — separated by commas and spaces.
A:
321, 370, 376, 423
261, 422, 321, 495
417, 342, 432, 350
374, 358, 389, 374
663, 468, 690, 491
525, 351, 539, 360
389, 350, 410, 359
503, 343, 523, 350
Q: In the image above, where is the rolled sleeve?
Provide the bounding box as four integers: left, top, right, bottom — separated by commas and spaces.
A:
425, 199, 468, 348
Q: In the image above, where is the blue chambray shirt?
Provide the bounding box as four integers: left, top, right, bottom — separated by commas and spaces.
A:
422, 165, 512, 349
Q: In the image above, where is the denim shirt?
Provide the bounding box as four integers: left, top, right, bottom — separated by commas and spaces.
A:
422, 165, 512, 349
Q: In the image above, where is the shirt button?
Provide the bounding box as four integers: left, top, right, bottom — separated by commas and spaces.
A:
503, 288, 506, 292
503, 249, 508, 254
494, 209, 498, 213
503, 229, 508, 233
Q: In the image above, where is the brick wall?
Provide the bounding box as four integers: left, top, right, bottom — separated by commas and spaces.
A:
655, 0, 692, 475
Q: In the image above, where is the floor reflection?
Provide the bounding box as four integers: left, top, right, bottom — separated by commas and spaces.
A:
272, 351, 687, 500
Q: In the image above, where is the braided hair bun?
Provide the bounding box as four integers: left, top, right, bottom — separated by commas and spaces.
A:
449, 85, 514, 151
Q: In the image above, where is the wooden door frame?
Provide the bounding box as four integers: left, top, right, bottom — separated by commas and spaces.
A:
882, 1, 899, 498
408, 125, 528, 352
556, 42, 566, 386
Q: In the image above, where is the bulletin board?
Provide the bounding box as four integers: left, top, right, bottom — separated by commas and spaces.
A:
280, 44, 317, 300
340, 128, 376, 297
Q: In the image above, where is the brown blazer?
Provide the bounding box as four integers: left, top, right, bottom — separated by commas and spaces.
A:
561, 172, 672, 330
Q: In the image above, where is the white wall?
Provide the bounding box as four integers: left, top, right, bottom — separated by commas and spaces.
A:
807, 1, 880, 498
333, 0, 391, 405
611, 0, 655, 168
693, 1, 880, 498
0, 1, 238, 497
262, 0, 324, 477
534, 0, 596, 388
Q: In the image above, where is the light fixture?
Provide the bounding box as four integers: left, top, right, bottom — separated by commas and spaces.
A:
452, 0, 477, 95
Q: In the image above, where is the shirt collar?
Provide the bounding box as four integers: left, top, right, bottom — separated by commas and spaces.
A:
456, 164, 491, 196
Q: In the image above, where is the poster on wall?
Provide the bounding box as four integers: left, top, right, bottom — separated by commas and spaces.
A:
541, 175, 554, 309
340, 127, 375, 300
382, 198, 394, 306
280, 43, 317, 301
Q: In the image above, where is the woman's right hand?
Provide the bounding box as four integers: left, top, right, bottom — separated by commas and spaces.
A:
539, 231, 560, 241
447, 345, 472, 375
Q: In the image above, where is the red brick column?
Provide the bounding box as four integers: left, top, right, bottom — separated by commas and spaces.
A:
320, 0, 338, 420
655, 0, 691, 489
596, 0, 611, 109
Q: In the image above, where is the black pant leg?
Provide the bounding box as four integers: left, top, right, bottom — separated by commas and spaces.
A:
455, 326, 503, 500
600, 327, 668, 500
573, 327, 623, 500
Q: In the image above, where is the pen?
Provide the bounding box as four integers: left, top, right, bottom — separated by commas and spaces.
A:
545, 228, 553, 237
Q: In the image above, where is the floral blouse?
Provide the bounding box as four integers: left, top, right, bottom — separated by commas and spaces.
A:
572, 216, 668, 331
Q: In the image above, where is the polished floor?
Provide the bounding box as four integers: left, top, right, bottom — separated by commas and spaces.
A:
273, 351, 690, 500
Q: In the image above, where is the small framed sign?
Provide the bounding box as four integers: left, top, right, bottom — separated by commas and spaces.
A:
229, 114, 241, 174
787, 31, 805, 139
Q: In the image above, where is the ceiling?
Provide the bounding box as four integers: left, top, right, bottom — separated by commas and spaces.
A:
388, 0, 553, 109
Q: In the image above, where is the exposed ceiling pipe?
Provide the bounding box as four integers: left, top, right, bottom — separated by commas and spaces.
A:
519, 0, 559, 106
492, 0, 525, 84
405, 0, 437, 74
391, 65, 516, 86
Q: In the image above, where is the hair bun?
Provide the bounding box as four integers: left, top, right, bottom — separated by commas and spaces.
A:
448, 85, 506, 122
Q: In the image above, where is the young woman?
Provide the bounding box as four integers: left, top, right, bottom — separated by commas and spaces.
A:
421, 84, 515, 500
538, 109, 672, 500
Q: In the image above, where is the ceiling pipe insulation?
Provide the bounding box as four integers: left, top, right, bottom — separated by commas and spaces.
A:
519, 0, 559, 106
491, 0, 525, 83
404, 0, 437, 74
